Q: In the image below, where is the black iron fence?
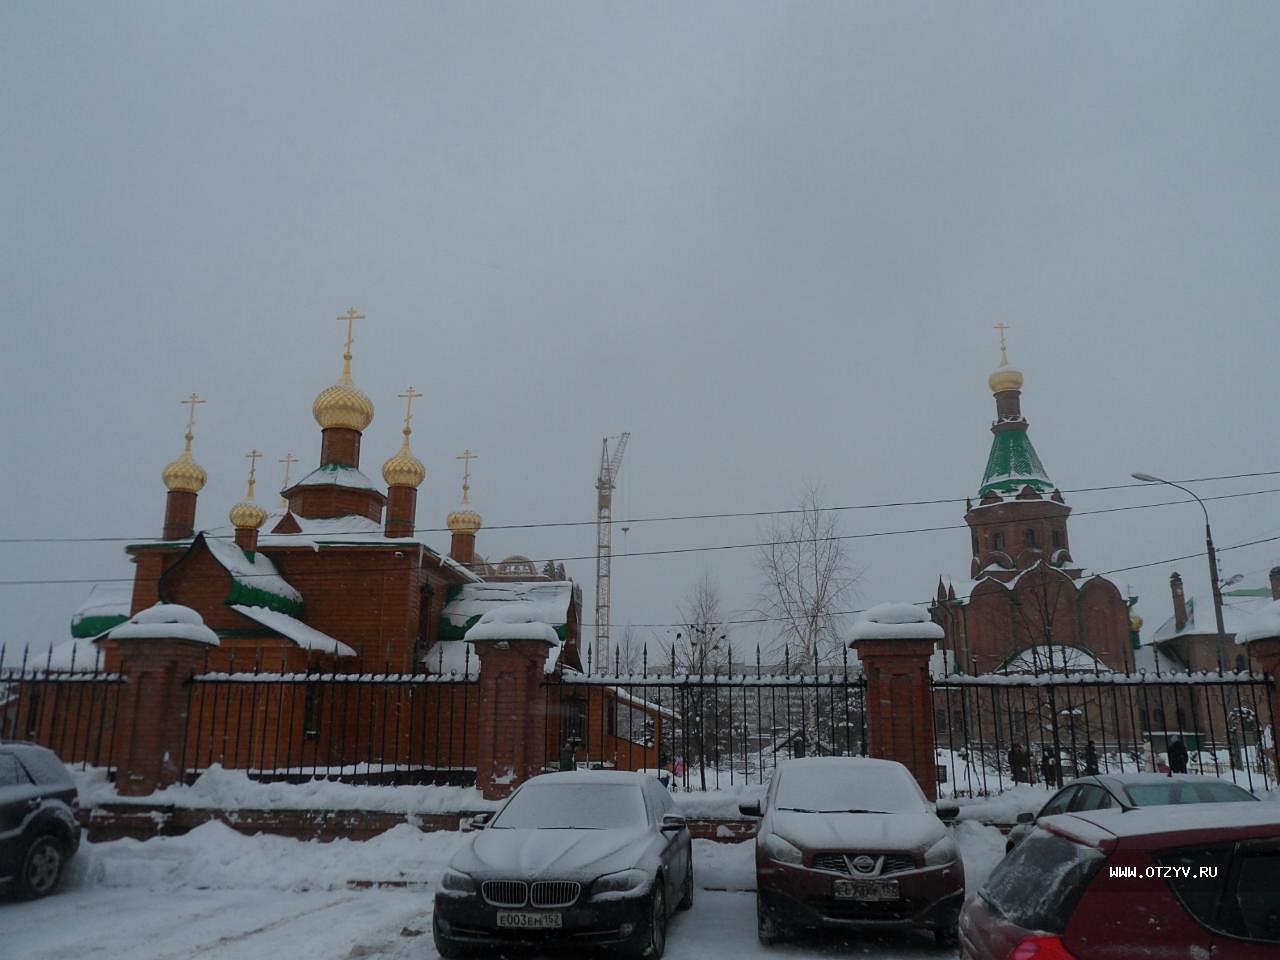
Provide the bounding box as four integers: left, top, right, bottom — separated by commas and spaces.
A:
0, 649, 124, 775
933, 666, 1276, 797
543, 646, 868, 790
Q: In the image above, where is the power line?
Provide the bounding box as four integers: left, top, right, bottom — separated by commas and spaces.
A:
2, 486, 1278, 588
2, 469, 1278, 546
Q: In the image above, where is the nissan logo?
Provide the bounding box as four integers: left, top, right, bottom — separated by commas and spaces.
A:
851, 855, 876, 874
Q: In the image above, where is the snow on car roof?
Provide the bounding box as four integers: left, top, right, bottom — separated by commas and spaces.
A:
521, 770, 647, 787
776, 756, 908, 773
1048, 801, 1279, 843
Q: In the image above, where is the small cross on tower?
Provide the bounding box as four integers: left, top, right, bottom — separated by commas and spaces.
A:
180, 393, 206, 438
278, 452, 298, 507
398, 386, 423, 430
245, 449, 263, 495
340, 307, 365, 356
457, 448, 478, 504
993, 322, 1010, 367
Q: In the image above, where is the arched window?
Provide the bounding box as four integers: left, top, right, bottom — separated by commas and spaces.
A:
972, 533, 979, 556
993, 532, 1005, 551
1052, 529, 1063, 549
1024, 529, 1037, 547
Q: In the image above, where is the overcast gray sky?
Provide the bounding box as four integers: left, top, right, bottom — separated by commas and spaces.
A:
3, 2, 1278, 664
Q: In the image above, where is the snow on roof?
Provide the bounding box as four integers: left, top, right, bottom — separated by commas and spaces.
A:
937, 568, 1123, 608
292, 463, 380, 491
229, 605, 357, 657
465, 619, 559, 644
421, 637, 562, 676
1150, 593, 1271, 644
204, 536, 303, 614
109, 603, 219, 646
523, 769, 649, 787
850, 602, 943, 641
441, 581, 572, 641
1132, 642, 1187, 673
608, 685, 677, 719
70, 583, 132, 638
1236, 598, 1280, 646
1001, 644, 1109, 674
1061, 801, 1279, 840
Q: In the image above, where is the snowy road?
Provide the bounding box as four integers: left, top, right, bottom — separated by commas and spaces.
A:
2, 823, 1002, 959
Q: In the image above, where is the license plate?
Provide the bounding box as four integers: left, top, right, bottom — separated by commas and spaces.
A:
496, 911, 563, 929
833, 879, 900, 901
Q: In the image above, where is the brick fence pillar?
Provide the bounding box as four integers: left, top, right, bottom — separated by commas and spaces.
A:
105, 605, 217, 797
1237, 623, 1280, 773
852, 603, 943, 801
472, 635, 552, 800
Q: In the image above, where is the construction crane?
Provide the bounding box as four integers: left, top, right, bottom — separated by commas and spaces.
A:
595, 432, 629, 674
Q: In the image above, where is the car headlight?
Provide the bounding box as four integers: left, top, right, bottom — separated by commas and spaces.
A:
924, 835, 958, 866
591, 869, 651, 900
439, 869, 477, 894
761, 833, 804, 866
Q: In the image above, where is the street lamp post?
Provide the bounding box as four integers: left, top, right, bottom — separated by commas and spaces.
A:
1131, 472, 1228, 669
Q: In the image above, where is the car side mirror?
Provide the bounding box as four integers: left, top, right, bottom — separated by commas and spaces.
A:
661, 814, 687, 833
1016, 811, 1035, 824
738, 801, 762, 817
469, 812, 492, 830
935, 801, 959, 823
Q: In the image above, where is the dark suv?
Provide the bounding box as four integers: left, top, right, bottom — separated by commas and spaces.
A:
0, 742, 82, 898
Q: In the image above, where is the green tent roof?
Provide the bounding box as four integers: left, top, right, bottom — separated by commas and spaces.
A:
979, 427, 1054, 497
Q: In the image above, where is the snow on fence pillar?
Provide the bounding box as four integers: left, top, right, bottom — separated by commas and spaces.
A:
103, 604, 218, 796
1235, 601, 1280, 772
851, 603, 943, 801
470, 619, 555, 801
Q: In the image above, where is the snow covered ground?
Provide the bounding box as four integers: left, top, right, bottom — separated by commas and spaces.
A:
2, 821, 1005, 960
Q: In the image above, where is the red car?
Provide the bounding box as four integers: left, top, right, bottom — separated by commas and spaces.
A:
960, 802, 1280, 959
741, 757, 965, 947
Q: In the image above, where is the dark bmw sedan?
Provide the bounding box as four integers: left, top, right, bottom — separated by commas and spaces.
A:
433, 770, 693, 958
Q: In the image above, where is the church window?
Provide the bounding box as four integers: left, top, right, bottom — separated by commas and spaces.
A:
1052, 529, 1063, 549
993, 532, 1005, 551
1024, 529, 1037, 547
1235, 655, 1247, 673
972, 533, 979, 556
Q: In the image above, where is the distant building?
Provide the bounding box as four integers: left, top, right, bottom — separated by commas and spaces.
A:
930, 346, 1135, 676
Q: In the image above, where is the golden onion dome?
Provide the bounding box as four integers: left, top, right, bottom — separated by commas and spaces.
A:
383, 430, 427, 489
229, 498, 268, 530
447, 507, 483, 535
988, 366, 1024, 394
163, 437, 207, 493
313, 379, 375, 431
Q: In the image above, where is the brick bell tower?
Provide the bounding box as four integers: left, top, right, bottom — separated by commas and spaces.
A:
279, 308, 387, 525
964, 327, 1080, 582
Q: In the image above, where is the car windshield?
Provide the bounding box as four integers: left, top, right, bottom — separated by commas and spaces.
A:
490, 781, 647, 829
1125, 781, 1257, 806
774, 764, 927, 813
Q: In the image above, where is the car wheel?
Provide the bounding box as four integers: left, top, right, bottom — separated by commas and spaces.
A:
19, 835, 66, 899
677, 856, 693, 910
757, 894, 788, 946
628, 882, 666, 958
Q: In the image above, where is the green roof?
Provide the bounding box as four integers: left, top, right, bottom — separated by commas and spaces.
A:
979, 427, 1054, 497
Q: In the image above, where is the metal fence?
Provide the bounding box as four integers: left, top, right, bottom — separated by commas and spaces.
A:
933, 665, 1276, 797
543, 646, 868, 790
0, 648, 125, 775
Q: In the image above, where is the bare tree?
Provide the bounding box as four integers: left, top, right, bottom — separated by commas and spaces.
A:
757, 484, 856, 665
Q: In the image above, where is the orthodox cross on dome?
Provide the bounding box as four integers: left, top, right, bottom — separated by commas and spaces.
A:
337, 307, 365, 383
457, 448, 478, 504
397, 386, 422, 434
245, 449, 263, 497
994, 322, 1010, 366
179, 393, 206, 448
278, 452, 298, 507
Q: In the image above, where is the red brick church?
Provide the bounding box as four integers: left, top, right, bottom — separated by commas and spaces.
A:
929, 340, 1136, 676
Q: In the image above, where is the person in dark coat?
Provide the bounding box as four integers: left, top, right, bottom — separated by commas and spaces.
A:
1083, 740, 1099, 776
1008, 743, 1030, 784
1168, 738, 1189, 775
1040, 747, 1058, 788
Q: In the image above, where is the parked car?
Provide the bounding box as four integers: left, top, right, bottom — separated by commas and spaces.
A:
961, 802, 1280, 959
433, 770, 692, 958
1006, 773, 1258, 851
740, 756, 965, 947
0, 742, 82, 899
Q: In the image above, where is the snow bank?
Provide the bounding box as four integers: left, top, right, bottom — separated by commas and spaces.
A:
673, 782, 767, 819
64, 820, 465, 893
73, 765, 499, 814
691, 837, 755, 889
954, 820, 1007, 890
